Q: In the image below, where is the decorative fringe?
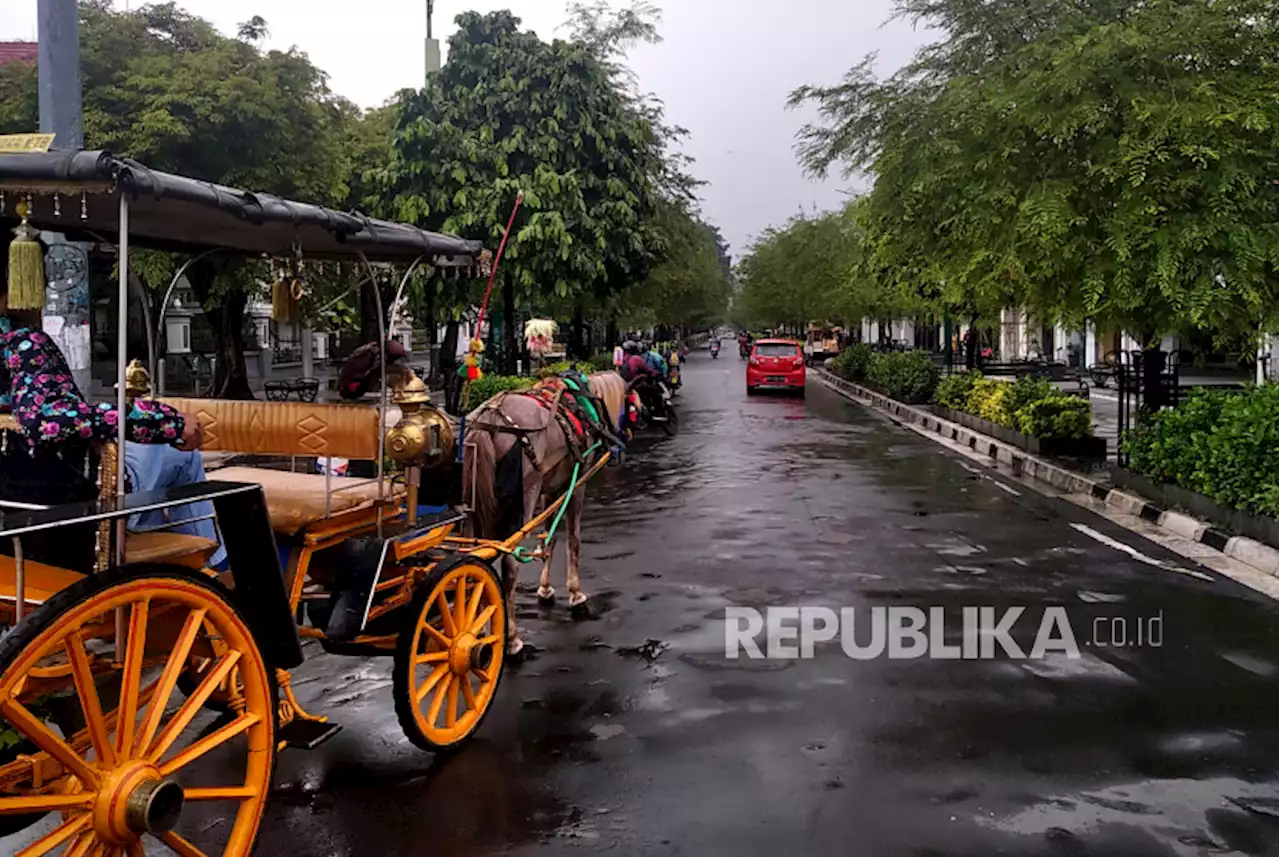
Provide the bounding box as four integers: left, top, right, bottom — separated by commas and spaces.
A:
459, 337, 485, 383
8, 203, 46, 311
272, 275, 302, 325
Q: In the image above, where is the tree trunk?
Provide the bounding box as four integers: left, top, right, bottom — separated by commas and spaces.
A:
187, 260, 255, 400
964, 314, 980, 370
1139, 333, 1167, 412
606, 316, 618, 354
501, 275, 517, 375
570, 302, 586, 360
440, 317, 460, 414
359, 278, 391, 346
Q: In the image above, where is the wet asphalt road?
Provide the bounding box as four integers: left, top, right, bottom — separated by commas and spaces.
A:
258, 352, 1278, 857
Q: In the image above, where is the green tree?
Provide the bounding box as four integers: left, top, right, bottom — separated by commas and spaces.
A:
791, 0, 1279, 380
374, 9, 681, 372
2, 2, 361, 397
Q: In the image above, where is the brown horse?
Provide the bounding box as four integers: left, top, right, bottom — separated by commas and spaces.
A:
462, 371, 628, 656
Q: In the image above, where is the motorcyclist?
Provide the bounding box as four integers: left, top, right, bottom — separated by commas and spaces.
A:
738, 331, 752, 358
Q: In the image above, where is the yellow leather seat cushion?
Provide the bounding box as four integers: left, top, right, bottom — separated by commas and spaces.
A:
214, 466, 404, 536
124, 532, 217, 565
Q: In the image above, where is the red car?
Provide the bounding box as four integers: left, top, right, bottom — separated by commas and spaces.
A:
746, 338, 806, 397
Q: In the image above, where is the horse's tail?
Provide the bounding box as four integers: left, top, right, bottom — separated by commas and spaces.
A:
462, 426, 499, 538
587, 370, 627, 433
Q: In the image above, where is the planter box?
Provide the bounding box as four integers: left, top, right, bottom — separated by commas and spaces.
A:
931, 405, 1107, 461
1109, 466, 1279, 549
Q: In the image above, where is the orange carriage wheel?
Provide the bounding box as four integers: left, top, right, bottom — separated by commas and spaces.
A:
0, 565, 275, 857
393, 558, 507, 752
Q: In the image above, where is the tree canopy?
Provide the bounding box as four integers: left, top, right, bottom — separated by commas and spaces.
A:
785, 0, 1278, 348
0, 1, 386, 396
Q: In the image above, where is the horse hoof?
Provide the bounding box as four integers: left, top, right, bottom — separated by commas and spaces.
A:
569, 598, 591, 620
536, 586, 556, 605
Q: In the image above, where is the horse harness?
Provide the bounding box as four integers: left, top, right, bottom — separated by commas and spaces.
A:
471, 376, 620, 476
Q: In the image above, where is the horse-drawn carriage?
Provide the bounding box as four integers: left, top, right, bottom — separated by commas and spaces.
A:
0, 151, 626, 856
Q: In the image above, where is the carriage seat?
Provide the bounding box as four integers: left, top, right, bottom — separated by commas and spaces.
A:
210, 467, 403, 536
125, 531, 218, 565
158, 397, 402, 536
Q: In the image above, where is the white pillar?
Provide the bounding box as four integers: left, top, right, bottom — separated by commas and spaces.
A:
1084, 321, 1098, 367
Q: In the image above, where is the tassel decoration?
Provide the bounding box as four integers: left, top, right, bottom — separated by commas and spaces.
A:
8, 200, 46, 311
272, 274, 302, 324
460, 337, 484, 382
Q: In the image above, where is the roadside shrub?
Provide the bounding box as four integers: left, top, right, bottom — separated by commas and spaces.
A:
588, 352, 617, 371
1015, 395, 1092, 440
1007, 377, 1054, 415
1123, 384, 1278, 516
536, 360, 574, 377
934, 371, 981, 410
965, 378, 1011, 426
865, 350, 940, 403
831, 343, 874, 381
466, 374, 533, 407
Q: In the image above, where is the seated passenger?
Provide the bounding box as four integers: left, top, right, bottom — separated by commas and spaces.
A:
124, 440, 226, 569
1, 270, 200, 570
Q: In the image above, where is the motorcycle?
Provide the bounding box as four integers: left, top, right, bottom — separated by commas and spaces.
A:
710, 341, 720, 359
739, 341, 751, 360
627, 377, 679, 437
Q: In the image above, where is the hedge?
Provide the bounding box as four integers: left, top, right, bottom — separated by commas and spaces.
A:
1122, 384, 1279, 516
856, 362, 1092, 441
830, 345, 938, 403
465, 374, 533, 406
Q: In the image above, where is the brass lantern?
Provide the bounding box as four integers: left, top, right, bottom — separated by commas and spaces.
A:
386, 372, 455, 470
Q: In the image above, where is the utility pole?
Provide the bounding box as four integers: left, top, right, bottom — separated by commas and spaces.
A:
37, 0, 92, 395
427, 0, 442, 78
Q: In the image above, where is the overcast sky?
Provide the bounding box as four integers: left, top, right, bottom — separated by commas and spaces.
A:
2, 0, 932, 255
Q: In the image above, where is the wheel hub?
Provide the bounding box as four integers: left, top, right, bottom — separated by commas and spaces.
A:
449, 633, 477, 676
94, 761, 185, 843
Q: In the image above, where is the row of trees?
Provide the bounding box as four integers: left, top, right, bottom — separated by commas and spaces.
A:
1, 1, 732, 393
736, 0, 1278, 379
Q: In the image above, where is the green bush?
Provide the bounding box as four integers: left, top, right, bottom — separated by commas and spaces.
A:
865, 350, 940, 404
466, 374, 533, 406
587, 352, 617, 371
831, 343, 874, 381
1123, 384, 1278, 516
1015, 395, 1093, 440
935, 371, 982, 410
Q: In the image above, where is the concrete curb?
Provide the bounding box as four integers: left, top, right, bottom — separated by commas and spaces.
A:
816, 369, 1280, 577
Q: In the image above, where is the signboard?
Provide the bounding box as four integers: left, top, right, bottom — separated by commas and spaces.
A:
0, 133, 56, 153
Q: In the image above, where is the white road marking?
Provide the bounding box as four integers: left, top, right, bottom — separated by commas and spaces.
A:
991, 481, 1022, 497
958, 462, 984, 475
1070, 523, 1215, 581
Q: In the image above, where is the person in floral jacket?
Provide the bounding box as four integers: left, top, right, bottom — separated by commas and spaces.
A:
1, 275, 201, 569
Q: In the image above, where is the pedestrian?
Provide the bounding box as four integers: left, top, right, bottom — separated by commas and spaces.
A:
613, 340, 625, 370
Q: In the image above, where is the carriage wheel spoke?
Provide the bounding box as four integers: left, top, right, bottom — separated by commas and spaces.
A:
63, 831, 97, 857
445, 677, 459, 727
126, 841, 146, 857
148, 650, 242, 764
136, 608, 207, 756
459, 673, 478, 712
421, 621, 449, 648
183, 785, 258, 801
469, 605, 496, 635
476, 634, 500, 647
65, 631, 115, 767
0, 698, 101, 788
464, 577, 485, 626
0, 793, 94, 815
156, 829, 210, 857
158, 713, 259, 777
427, 674, 453, 726
454, 575, 468, 634
14, 812, 91, 857
414, 663, 449, 705
413, 651, 448, 667
114, 599, 150, 757
434, 592, 457, 638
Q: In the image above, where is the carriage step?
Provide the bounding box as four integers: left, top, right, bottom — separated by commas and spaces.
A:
280, 718, 344, 750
